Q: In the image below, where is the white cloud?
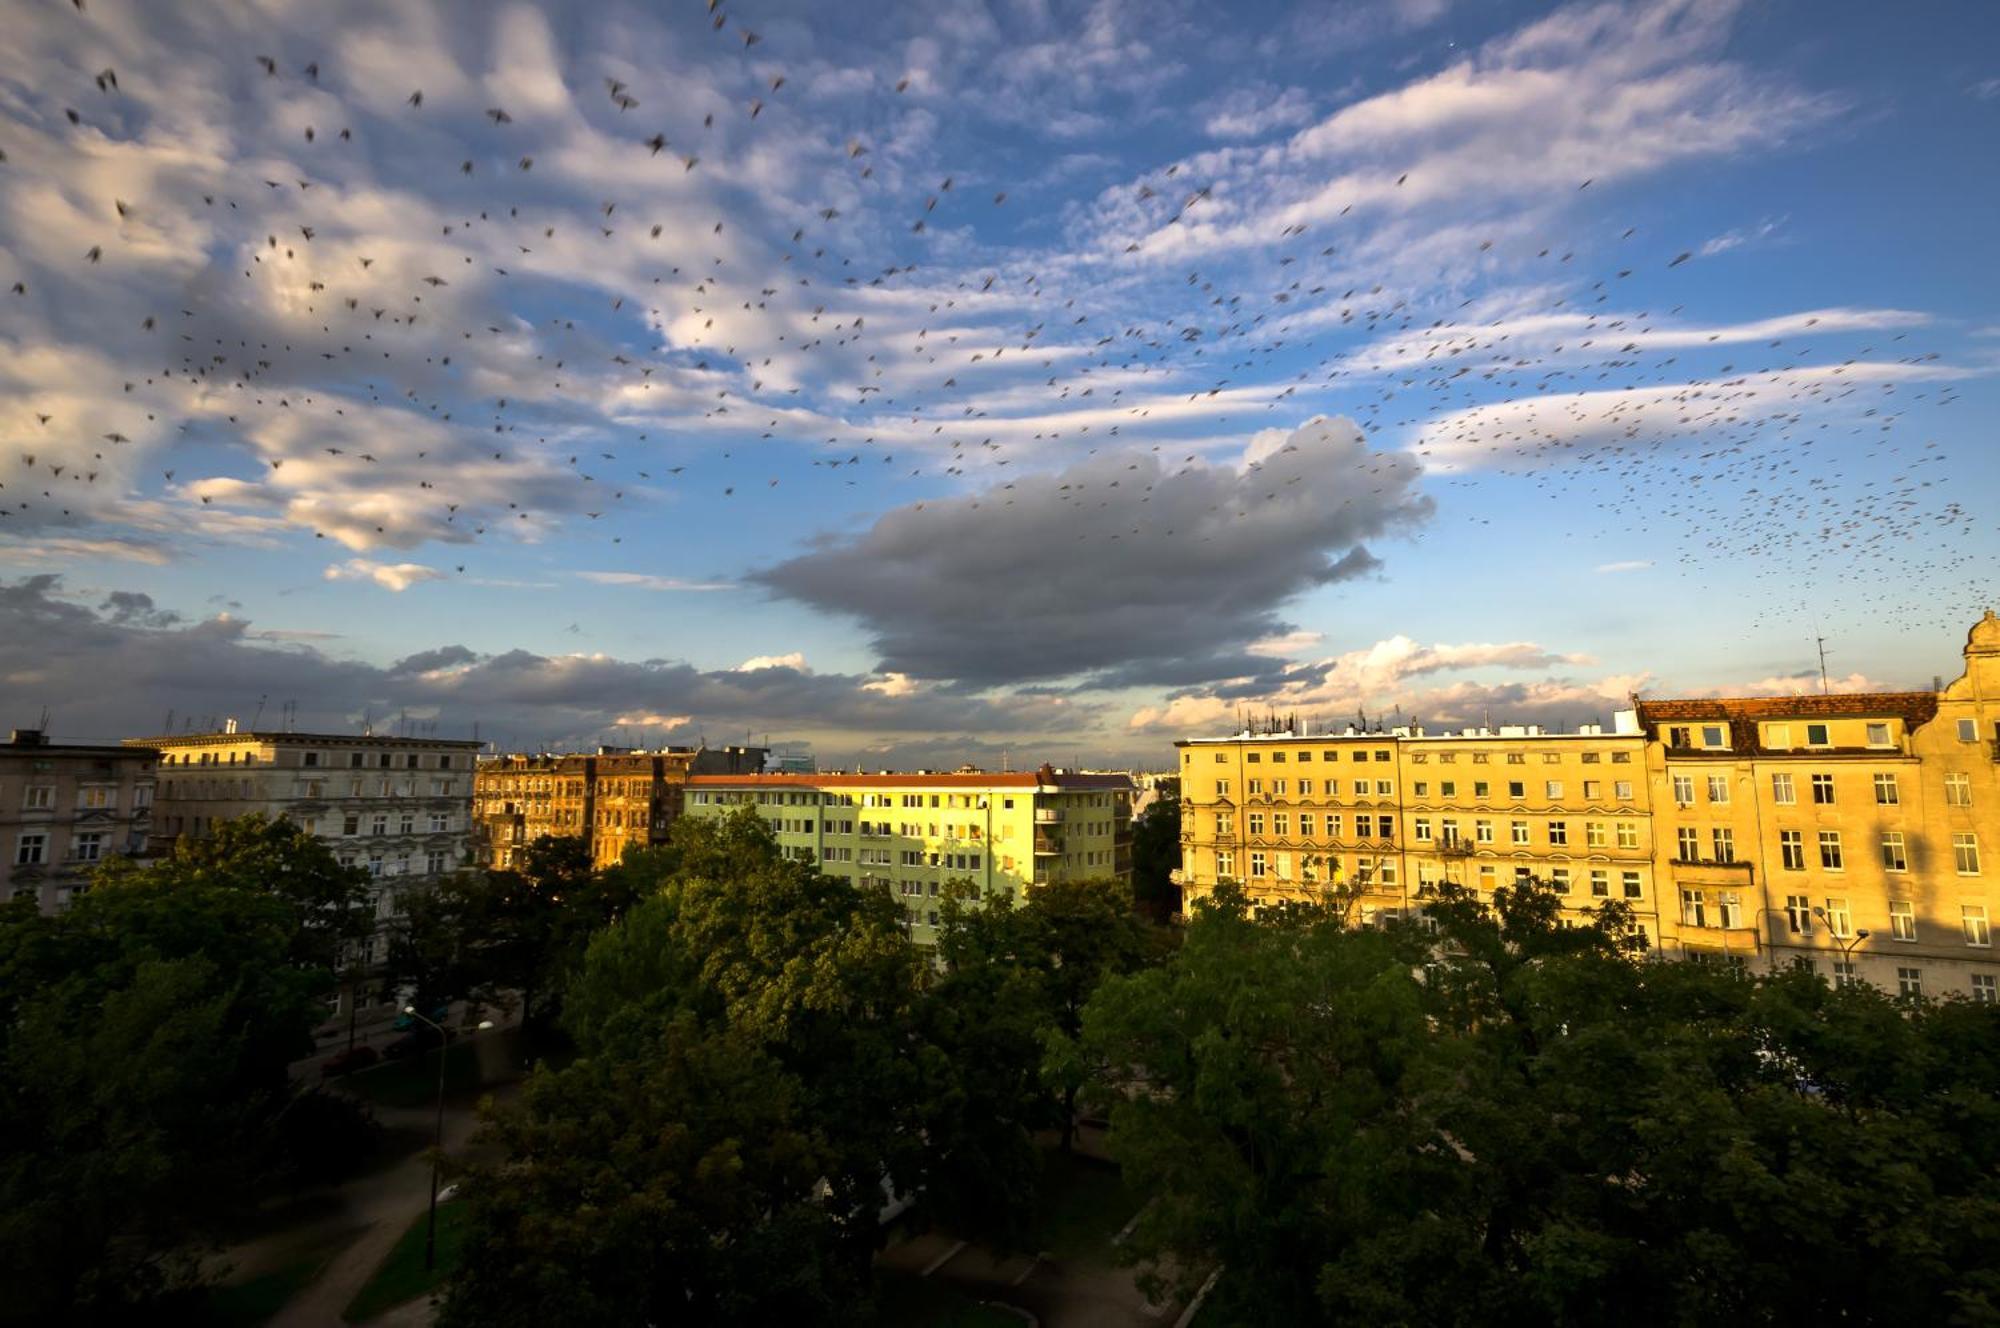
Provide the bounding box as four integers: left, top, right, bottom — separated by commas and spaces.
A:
576, 572, 738, 592
1596, 559, 1652, 573
324, 558, 445, 592
1202, 86, 1316, 139
736, 651, 809, 673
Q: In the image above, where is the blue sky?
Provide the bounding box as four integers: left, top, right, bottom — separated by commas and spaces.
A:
1, 0, 1995, 766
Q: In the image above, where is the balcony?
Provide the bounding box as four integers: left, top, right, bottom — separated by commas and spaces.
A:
1034, 808, 1062, 824
1033, 831, 1063, 856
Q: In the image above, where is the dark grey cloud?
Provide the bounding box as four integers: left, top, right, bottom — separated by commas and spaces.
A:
0, 575, 1085, 751
754, 418, 1429, 688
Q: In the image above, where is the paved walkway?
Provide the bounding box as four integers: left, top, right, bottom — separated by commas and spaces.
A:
215, 1028, 520, 1326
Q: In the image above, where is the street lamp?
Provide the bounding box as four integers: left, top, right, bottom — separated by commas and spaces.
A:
1810, 909, 1872, 980
404, 1006, 495, 1272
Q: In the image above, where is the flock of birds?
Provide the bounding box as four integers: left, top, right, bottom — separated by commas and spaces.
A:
0, 0, 1986, 650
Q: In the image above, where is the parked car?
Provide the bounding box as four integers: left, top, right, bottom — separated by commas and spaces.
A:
319, 1045, 381, 1078
381, 1025, 455, 1059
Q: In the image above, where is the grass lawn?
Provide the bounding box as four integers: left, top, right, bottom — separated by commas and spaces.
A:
204, 1228, 363, 1326
1031, 1148, 1140, 1264
341, 1200, 472, 1323
874, 1272, 1025, 1327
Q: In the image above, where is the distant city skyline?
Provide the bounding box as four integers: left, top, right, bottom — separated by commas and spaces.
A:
3, 0, 1995, 768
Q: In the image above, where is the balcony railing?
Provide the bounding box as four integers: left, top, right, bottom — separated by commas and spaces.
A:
1033, 832, 1063, 855
1034, 808, 1062, 824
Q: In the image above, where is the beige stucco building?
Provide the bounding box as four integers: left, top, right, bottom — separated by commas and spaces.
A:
2, 729, 158, 912
1173, 613, 2000, 1004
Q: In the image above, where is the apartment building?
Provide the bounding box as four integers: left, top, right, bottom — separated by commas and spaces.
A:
1174, 612, 2000, 1003
1176, 718, 1665, 945
473, 745, 768, 870
1, 729, 158, 912
131, 726, 483, 969
1638, 610, 2000, 999
682, 764, 1133, 944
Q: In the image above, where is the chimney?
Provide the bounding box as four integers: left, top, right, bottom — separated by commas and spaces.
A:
224, 717, 239, 734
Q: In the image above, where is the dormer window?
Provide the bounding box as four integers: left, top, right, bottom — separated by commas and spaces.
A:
1805, 723, 1830, 747
1701, 726, 1726, 748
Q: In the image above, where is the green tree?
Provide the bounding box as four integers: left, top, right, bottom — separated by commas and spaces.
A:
1083, 879, 2000, 1326
444, 809, 940, 1325
1128, 779, 1181, 920
0, 817, 372, 1324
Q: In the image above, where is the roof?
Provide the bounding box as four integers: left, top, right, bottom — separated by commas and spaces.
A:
687, 771, 1133, 791
1635, 694, 1938, 725
126, 731, 484, 749
1, 742, 156, 761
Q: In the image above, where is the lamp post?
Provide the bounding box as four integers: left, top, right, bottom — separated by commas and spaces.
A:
403, 1007, 494, 1272
1811, 909, 1872, 984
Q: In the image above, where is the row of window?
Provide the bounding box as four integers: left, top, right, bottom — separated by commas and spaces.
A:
1673, 770, 1974, 808
166, 750, 458, 770
9, 783, 149, 812
1769, 828, 1982, 875
1773, 893, 1991, 947
1214, 811, 1644, 850
9, 830, 134, 865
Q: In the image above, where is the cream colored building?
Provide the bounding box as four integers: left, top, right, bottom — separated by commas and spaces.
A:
131, 726, 483, 971
1176, 719, 1665, 946
1174, 613, 2000, 1004
1638, 611, 2000, 1000
2, 729, 158, 912
683, 764, 1133, 944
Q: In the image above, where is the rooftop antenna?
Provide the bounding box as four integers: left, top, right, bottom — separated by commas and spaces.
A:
1815, 636, 1831, 695
250, 695, 267, 729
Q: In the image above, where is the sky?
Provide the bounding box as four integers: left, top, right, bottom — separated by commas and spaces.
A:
1, 0, 1995, 769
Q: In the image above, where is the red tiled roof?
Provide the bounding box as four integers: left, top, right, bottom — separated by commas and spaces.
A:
1635, 694, 1937, 725
686, 771, 1132, 790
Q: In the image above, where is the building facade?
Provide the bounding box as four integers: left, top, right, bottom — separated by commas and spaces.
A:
1174, 613, 2000, 1003
1176, 719, 1666, 945
473, 745, 768, 870
131, 727, 483, 969
1638, 610, 2000, 999
682, 765, 1133, 944
2, 729, 158, 912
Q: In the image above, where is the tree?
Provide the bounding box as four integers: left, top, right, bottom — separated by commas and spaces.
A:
0, 817, 373, 1324
444, 809, 941, 1325
1082, 879, 2000, 1326
1129, 779, 1182, 920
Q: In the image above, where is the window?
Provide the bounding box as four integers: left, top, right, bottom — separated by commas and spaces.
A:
1671, 776, 1693, 806
78, 786, 112, 810
1545, 780, 1563, 799
1216, 850, 1234, 879
1247, 813, 1265, 836
1475, 819, 1494, 844
1377, 815, 1396, 839
71, 831, 106, 863
1832, 961, 1858, 990
1866, 722, 1891, 747
342, 813, 360, 836
302, 751, 320, 767
1681, 890, 1707, 928
1818, 831, 1843, 870
1616, 821, 1638, 850
426, 849, 449, 875
1677, 827, 1700, 860
1215, 812, 1233, 835
1958, 719, 1978, 742
1586, 821, 1607, 848
1583, 780, 1601, 800
1590, 869, 1610, 897
1873, 773, 1899, 805
1945, 773, 1972, 807
1810, 774, 1835, 805
14, 833, 46, 865
1508, 781, 1526, 799
1711, 828, 1734, 863
1896, 967, 1922, 999
1889, 899, 1916, 941
22, 785, 54, 810
1473, 781, 1490, 798
1248, 780, 1263, 796
1622, 871, 1643, 899
1973, 973, 1998, 1004
1717, 891, 1744, 928
1413, 817, 1432, 843
1702, 725, 1726, 748
1806, 723, 1830, 747
1353, 780, 1369, 797
1548, 820, 1568, 846
1550, 867, 1571, 894
1298, 813, 1314, 836
1215, 780, 1230, 798
1964, 904, 1991, 947
1706, 776, 1729, 804
1881, 832, 1908, 872
1413, 782, 1429, 798
1612, 751, 1632, 764
1954, 833, 1982, 875
1767, 724, 1791, 749
1375, 780, 1393, 796
1440, 781, 1455, 797
429, 812, 450, 833
1249, 852, 1267, 879
1785, 894, 1813, 935
1770, 772, 1796, 805
1511, 820, 1529, 846
1668, 726, 1692, 749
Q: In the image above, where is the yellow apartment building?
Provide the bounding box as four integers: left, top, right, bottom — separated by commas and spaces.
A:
1174, 612, 2000, 1003
1637, 611, 2000, 1000
683, 764, 1133, 944
1176, 719, 1665, 946
473, 745, 767, 870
